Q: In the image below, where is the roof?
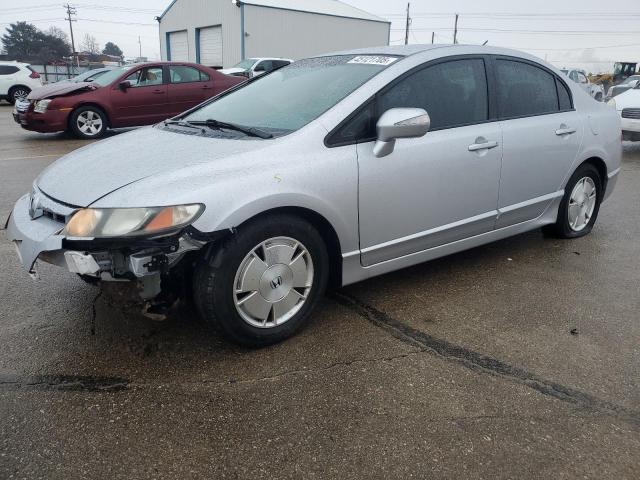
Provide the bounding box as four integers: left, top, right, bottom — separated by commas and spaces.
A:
320, 44, 449, 58
159, 0, 389, 23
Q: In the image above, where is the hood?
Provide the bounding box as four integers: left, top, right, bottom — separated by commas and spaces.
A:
27, 81, 98, 100
613, 88, 640, 109
36, 126, 274, 207
220, 67, 245, 75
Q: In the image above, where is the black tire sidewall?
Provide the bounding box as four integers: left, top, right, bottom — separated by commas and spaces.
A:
70, 106, 107, 139
557, 164, 602, 238
194, 214, 329, 347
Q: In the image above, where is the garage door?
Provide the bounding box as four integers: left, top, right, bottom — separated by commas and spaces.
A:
168, 30, 189, 61
199, 26, 223, 67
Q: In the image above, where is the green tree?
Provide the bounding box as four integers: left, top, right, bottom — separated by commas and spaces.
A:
102, 41, 123, 58
1, 22, 70, 61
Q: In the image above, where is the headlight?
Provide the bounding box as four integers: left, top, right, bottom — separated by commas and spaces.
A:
33, 99, 52, 113
606, 98, 616, 109
63, 204, 204, 238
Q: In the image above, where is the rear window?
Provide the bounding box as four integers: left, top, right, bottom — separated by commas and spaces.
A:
496, 60, 559, 118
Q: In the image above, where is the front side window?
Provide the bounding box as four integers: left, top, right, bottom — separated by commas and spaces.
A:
495, 59, 558, 118
379, 58, 488, 131
169, 66, 202, 84
125, 67, 164, 87
184, 55, 396, 136
92, 65, 136, 86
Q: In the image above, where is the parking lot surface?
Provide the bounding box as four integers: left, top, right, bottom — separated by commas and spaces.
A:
1, 104, 639, 479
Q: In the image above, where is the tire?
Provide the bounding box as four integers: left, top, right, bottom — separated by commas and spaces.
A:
69, 106, 107, 139
193, 214, 329, 347
595, 92, 603, 102
8, 86, 31, 105
545, 163, 602, 239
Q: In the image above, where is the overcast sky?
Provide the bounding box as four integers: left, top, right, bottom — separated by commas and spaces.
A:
1, 0, 639, 73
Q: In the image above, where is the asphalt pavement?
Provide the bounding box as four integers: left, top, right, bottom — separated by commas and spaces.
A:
1, 103, 639, 479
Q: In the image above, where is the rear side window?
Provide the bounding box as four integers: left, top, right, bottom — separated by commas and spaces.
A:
379, 58, 488, 131
0, 65, 19, 75
169, 66, 202, 84
496, 60, 559, 118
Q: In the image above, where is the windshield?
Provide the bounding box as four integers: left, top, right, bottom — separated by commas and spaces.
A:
231, 59, 259, 70
91, 65, 136, 86
73, 69, 107, 82
184, 55, 398, 135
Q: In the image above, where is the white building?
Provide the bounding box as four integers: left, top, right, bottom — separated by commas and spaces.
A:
157, 0, 390, 68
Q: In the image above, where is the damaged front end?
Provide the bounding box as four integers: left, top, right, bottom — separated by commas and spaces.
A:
7, 188, 218, 317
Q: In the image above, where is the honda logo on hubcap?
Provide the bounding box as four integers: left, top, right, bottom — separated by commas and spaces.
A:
270, 276, 283, 289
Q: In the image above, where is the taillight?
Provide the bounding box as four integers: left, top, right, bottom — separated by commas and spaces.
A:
29, 71, 40, 79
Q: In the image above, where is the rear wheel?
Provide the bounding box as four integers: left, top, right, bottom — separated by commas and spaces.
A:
546, 163, 602, 238
70, 106, 107, 139
594, 92, 603, 102
193, 214, 329, 347
8, 86, 30, 105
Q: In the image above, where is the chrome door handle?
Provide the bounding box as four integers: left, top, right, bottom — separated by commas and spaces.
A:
468, 141, 499, 152
555, 127, 576, 136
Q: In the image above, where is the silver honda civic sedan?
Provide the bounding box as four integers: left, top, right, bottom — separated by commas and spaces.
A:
7, 45, 621, 346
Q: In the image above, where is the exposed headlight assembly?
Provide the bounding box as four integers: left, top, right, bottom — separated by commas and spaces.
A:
63, 204, 204, 238
33, 99, 52, 113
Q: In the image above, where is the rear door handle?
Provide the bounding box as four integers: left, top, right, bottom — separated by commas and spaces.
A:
468, 140, 499, 152
555, 127, 576, 136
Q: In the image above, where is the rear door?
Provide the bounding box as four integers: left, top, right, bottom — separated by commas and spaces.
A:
166, 65, 212, 116
493, 57, 582, 227
109, 66, 169, 127
0, 65, 19, 95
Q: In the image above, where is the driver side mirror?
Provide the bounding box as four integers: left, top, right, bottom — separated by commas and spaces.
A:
373, 108, 431, 158
118, 80, 132, 91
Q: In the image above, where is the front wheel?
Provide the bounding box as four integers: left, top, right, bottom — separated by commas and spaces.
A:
546, 163, 602, 238
193, 214, 329, 347
70, 106, 107, 139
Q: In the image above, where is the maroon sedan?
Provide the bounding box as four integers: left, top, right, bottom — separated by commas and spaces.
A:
13, 62, 245, 139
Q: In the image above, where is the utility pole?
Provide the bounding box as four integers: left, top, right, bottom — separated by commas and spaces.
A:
431, 32, 435, 44
404, 3, 411, 45
138, 36, 142, 58
64, 4, 79, 67
453, 14, 459, 44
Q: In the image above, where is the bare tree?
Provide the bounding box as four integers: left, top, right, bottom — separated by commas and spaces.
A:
80, 33, 100, 54
47, 26, 69, 42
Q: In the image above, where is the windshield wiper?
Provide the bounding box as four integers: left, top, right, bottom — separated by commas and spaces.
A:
163, 119, 206, 132
190, 119, 273, 139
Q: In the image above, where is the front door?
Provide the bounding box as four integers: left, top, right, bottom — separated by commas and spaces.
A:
110, 66, 169, 127
356, 57, 502, 266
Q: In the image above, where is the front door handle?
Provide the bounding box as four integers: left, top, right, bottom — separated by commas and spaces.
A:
468, 140, 499, 152
555, 125, 576, 136
152, 89, 165, 94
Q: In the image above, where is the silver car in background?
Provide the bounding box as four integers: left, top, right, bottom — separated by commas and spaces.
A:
7, 45, 622, 346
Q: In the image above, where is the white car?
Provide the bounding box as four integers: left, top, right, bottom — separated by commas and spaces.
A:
608, 85, 640, 141
220, 57, 293, 78
0, 61, 44, 104
562, 69, 604, 102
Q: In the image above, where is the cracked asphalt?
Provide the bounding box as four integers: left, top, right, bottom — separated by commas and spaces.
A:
1, 104, 639, 479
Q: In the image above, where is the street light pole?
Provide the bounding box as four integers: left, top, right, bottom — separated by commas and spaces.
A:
404, 3, 411, 45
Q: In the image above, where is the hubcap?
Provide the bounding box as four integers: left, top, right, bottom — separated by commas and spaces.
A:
77, 111, 103, 136
568, 177, 597, 232
233, 237, 314, 328
13, 89, 28, 100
